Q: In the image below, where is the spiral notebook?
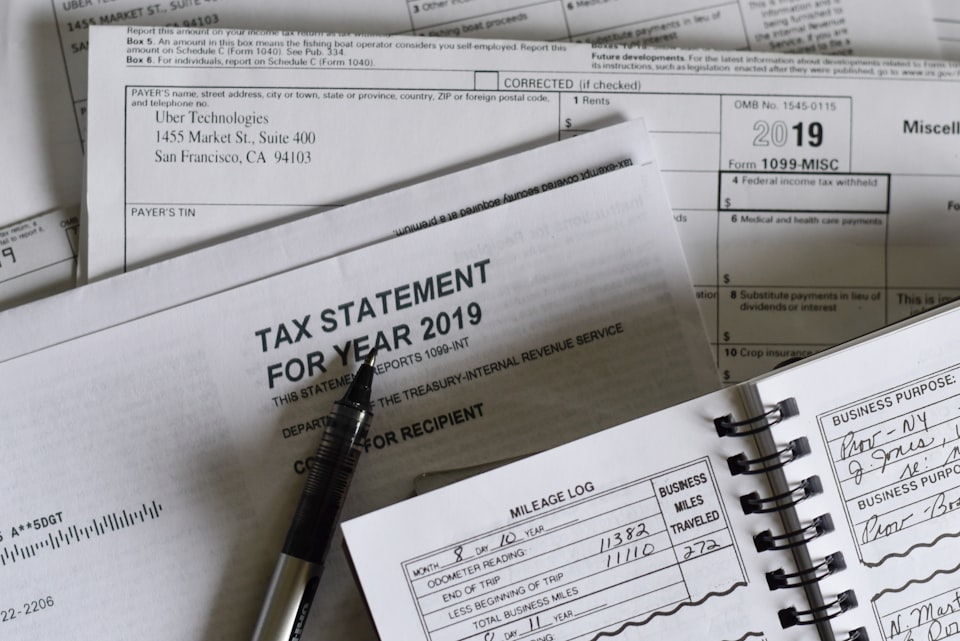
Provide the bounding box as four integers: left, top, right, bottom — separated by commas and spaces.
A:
343, 296, 960, 641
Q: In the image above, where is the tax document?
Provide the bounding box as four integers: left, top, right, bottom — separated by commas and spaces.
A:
0, 209, 78, 311
0, 163, 719, 641
0, 0, 940, 307
87, 26, 960, 382
12, 0, 939, 222
0, 120, 663, 361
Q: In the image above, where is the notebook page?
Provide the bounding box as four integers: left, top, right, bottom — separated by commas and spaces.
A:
748, 299, 960, 641
343, 388, 812, 641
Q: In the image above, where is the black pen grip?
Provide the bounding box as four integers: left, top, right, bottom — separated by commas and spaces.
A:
283, 401, 370, 563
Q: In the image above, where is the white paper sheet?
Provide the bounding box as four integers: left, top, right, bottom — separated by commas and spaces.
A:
9, 0, 939, 227
931, 0, 960, 59
0, 208, 78, 311
0, 2, 85, 224
930, 0, 960, 60
0, 119, 678, 362
86, 26, 960, 384
0, 0, 942, 307
0, 161, 718, 640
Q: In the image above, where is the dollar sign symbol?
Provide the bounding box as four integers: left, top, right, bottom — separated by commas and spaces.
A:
724, 197, 731, 208
723, 370, 731, 381
723, 331, 731, 342
723, 274, 731, 284
565, 118, 572, 128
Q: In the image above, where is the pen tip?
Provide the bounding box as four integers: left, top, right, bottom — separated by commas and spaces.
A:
364, 348, 378, 367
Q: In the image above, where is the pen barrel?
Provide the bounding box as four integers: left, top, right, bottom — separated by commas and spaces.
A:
250, 554, 321, 641
282, 400, 371, 564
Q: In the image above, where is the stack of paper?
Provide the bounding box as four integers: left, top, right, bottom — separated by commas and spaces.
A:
2, 1, 960, 640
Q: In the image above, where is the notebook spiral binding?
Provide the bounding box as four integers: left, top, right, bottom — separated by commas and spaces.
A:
716, 397, 868, 641
714, 398, 799, 437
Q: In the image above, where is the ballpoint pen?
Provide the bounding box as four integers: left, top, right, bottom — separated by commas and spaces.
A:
251, 349, 378, 641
